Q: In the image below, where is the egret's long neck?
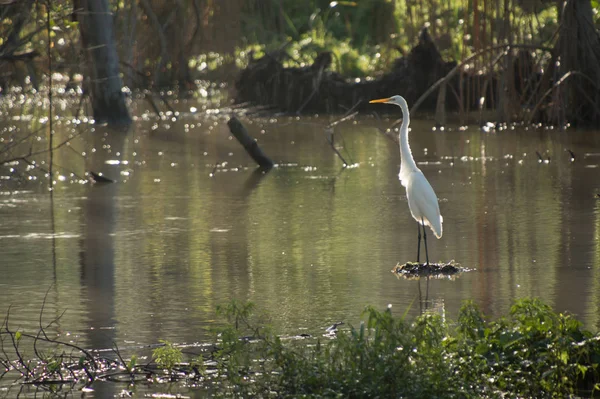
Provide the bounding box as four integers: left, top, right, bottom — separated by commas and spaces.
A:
398, 101, 418, 173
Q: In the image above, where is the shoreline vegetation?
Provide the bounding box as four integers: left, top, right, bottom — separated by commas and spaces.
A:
1, 298, 599, 397
2, 3, 600, 397
1, 1, 600, 127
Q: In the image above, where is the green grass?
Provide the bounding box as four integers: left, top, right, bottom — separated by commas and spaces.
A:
212, 298, 600, 398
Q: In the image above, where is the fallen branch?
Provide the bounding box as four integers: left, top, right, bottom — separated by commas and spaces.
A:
227, 115, 274, 170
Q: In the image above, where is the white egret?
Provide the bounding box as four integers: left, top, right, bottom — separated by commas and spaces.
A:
370, 95, 443, 265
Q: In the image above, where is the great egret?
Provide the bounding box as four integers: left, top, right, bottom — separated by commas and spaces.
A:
369, 95, 443, 265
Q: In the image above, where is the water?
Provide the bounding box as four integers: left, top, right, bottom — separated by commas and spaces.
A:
1, 99, 600, 396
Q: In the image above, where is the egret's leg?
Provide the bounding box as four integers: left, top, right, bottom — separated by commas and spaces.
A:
421, 217, 430, 265
416, 222, 422, 263
417, 279, 423, 314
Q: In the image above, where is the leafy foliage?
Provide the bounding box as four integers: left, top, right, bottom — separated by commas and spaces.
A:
152, 340, 183, 372
231, 0, 563, 78
1, 298, 599, 397
212, 298, 600, 398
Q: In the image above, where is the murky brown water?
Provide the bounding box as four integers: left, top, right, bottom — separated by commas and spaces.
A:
1, 98, 600, 397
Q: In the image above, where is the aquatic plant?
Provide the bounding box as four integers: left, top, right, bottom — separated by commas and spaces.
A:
1, 297, 599, 397
212, 298, 600, 398
152, 340, 183, 373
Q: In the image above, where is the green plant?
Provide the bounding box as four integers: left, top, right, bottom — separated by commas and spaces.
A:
152, 340, 183, 372
212, 298, 600, 398
126, 354, 137, 373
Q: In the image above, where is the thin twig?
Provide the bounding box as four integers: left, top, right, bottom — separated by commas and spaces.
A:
323, 101, 361, 165
33, 285, 54, 362
47, 0, 53, 190
111, 341, 130, 374
0, 126, 45, 158
324, 127, 349, 166
4, 306, 33, 378
0, 128, 89, 165
327, 111, 359, 129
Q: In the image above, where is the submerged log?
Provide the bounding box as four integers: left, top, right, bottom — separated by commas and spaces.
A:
235, 28, 459, 114
227, 116, 274, 170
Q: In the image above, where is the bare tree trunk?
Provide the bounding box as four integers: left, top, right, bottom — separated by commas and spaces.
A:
75, 0, 131, 127
556, 0, 600, 126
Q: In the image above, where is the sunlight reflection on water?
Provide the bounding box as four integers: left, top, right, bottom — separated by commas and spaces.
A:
1, 108, 600, 359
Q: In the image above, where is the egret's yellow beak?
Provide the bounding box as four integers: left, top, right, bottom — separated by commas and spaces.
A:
369, 97, 392, 104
